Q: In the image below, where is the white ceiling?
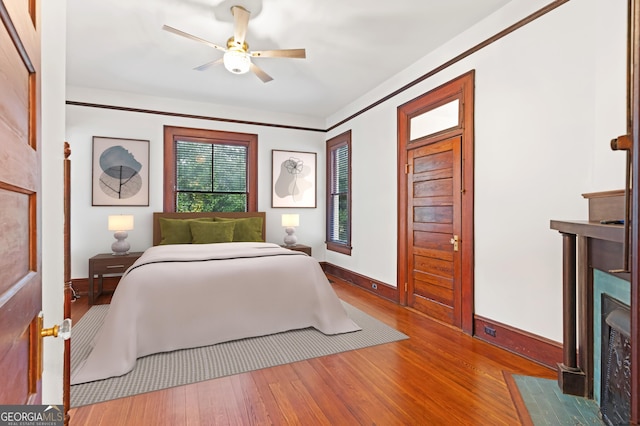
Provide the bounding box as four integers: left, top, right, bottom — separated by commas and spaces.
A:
66, 0, 512, 119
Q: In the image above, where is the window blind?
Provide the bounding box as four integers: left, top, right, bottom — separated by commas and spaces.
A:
175, 140, 248, 212
329, 143, 349, 243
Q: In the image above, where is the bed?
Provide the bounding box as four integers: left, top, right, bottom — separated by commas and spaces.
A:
71, 211, 360, 385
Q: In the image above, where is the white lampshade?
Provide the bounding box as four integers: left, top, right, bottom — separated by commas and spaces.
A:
282, 214, 299, 247
281, 214, 300, 227
224, 50, 251, 74
108, 215, 134, 255
108, 215, 134, 232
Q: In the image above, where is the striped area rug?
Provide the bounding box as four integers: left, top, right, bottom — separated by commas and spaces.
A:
70, 301, 408, 407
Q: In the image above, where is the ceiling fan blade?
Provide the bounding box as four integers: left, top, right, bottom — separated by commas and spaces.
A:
193, 57, 224, 71
250, 63, 273, 83
251, 49, 306, 59
231, 6, 250, 47
162, 25, 226, 52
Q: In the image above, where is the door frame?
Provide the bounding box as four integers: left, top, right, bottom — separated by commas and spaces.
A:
397, 70, 475, 334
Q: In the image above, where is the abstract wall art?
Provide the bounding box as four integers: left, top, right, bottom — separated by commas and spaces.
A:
92, 136, 149, 206
272, 149, 316, 208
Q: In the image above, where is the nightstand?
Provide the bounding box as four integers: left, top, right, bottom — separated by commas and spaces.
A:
281, 244, 312, 256
88, 252, 143, 306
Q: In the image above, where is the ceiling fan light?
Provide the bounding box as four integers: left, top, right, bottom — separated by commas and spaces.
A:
223, 50, 250, 74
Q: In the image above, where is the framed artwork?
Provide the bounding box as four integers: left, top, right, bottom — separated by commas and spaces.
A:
272, 149, 316, 208
92, 136, 150, 206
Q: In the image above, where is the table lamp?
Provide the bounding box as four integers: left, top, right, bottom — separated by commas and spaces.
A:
281, 214, 299, 247
108, 214, 134, 255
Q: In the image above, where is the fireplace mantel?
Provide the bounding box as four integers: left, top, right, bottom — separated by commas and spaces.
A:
550, 220, 624, 244
550, 190, 630, 399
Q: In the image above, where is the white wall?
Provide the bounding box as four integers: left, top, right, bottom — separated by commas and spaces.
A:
325, 0, 626, 342
41, 0, 67, 404
65, 88, 327, 278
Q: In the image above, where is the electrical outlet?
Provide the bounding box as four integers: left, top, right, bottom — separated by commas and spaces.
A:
484, 326, 497, 337
371, 282, 378, 290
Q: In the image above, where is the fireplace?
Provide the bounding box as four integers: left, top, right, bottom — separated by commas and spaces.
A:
600, 294, 631, 425
551, 190, 639, 421
552, 190, 631, 399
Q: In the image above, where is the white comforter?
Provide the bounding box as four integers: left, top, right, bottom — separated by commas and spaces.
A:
71, 242, 361, 385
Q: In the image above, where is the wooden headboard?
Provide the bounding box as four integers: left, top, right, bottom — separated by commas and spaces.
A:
152, 211, 266, 246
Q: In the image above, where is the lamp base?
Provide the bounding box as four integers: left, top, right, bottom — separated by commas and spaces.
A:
283, 227, 297, 247
112, 230, 130, 255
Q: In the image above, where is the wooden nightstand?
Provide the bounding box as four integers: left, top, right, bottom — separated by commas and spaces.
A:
281, 244, 312, 256
88, 252, 143, 306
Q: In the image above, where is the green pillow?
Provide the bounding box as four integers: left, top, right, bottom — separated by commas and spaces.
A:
158, 217, 213, 245
190, 220, 236, 244
214, 217, 264, 242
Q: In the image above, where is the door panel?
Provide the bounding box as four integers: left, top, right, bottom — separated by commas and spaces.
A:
414, 206, 453, 227
414, 179, 454, 197
414, 255, 454, 278
0, 0, 42, 404
414, 275, 453, 306
407, 136, 462, 327
413, 221, 452, 234
0, 190, 31, 291
413, 232, 454, 261
412, 294, 455, 324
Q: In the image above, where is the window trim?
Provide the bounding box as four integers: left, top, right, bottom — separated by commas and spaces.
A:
163, 126, 258, 212
326, 130, 352, 255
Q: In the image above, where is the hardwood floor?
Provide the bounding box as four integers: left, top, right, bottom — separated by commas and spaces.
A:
68, 275, 555, 425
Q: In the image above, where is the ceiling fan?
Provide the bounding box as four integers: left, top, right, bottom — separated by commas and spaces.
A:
163, 5, 306, 83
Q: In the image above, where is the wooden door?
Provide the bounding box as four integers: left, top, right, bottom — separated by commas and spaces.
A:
407, 136, 462, 327
398, 71, 474, 333
0, 0, 43, 404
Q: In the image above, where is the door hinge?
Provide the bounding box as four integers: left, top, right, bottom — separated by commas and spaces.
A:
404, 282, 408, 292
405, 164, 410, 174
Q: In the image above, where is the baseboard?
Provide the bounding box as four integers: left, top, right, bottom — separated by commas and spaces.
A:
474, 315, 561, 370
321, 263, 398, 302
71, 277, 120, 296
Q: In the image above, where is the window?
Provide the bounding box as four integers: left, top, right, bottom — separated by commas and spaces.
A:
163, 126, 257, 212
326, 130, 351, 255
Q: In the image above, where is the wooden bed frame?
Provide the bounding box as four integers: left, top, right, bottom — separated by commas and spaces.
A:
152, 211, 266, 246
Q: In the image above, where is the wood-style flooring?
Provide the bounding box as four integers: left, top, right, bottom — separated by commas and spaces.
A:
68, 274, 555, 425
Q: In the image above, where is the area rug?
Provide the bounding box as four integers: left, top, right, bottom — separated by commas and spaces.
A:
70, 301, 408, 407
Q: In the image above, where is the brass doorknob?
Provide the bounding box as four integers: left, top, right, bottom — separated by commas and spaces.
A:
40, 318, 72, 340
37, 315, 72, 379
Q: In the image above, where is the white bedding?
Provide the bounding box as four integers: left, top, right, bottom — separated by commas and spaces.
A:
71, 242, 361, 385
